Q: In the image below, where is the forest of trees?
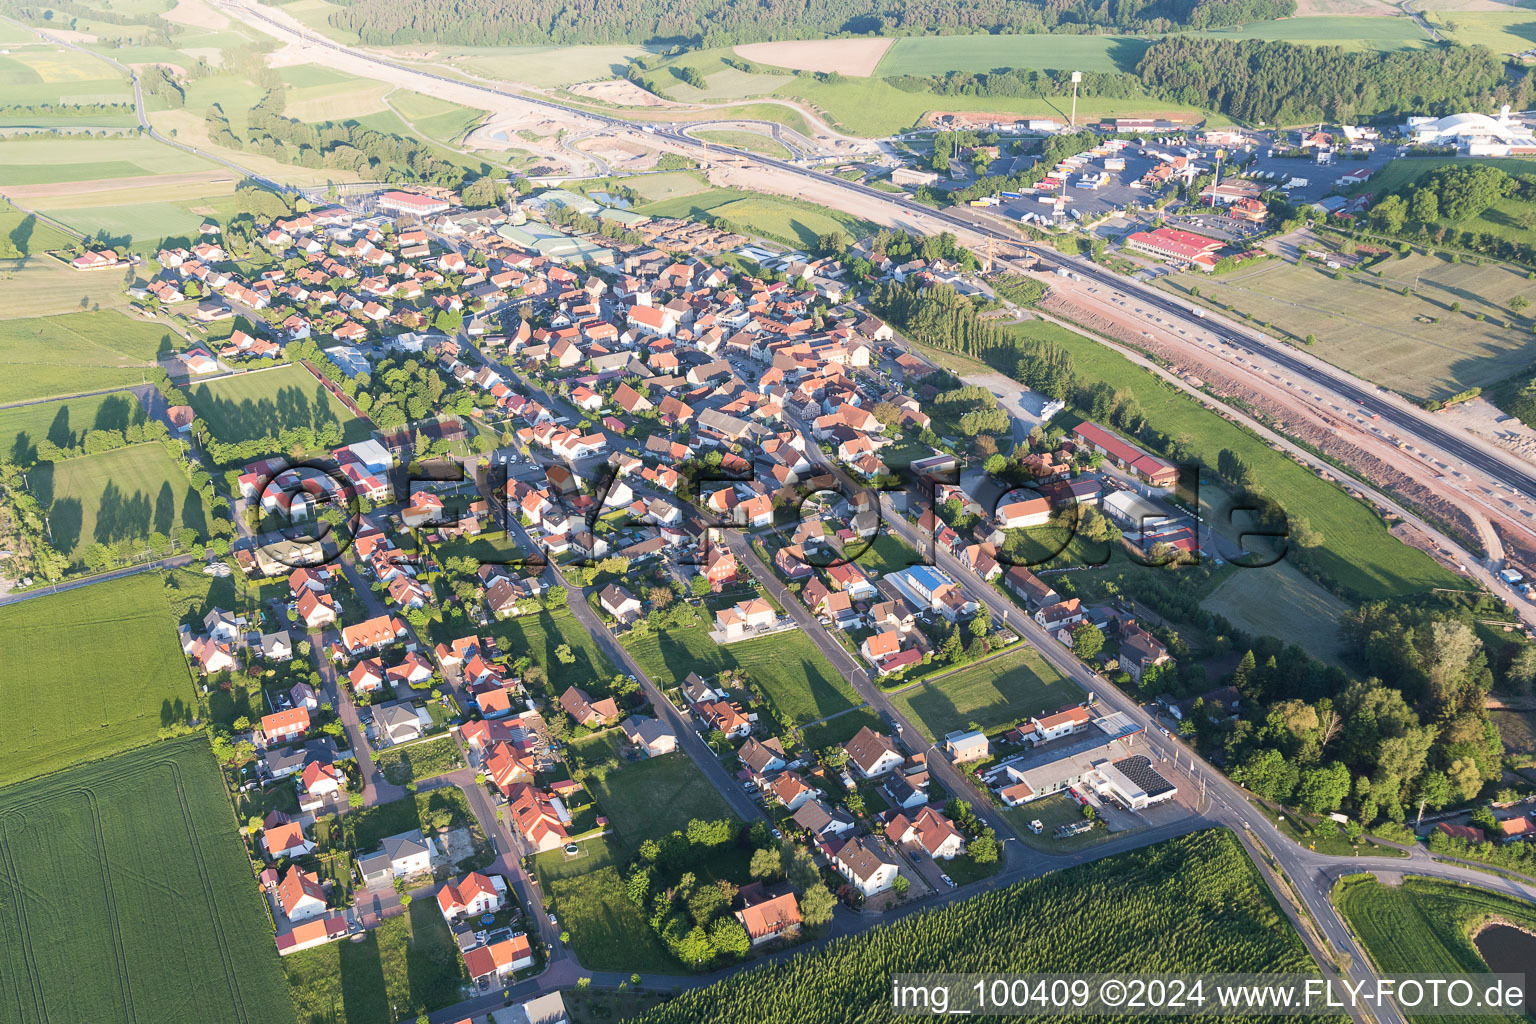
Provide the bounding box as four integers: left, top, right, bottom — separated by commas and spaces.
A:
889, 66, 1143, 101
867, 280, 1076, 400
323, 0, 1292, 47
1136, 37, 1516, 124
1223, 600, 1515, 828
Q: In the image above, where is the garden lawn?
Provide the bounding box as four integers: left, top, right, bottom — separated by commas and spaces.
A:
374, 735, 465, 787
488, 607, 617, 690
851, 531, 923, 577
623, 614, 860, 725
545, 866, 682, 973
586, 751, 736, 853
33, 442, 206, 557
0, 309, 172, 404
0, 573, 197, 789
1334, 875, 1536, 1023
1161, 249, 1536, 401
891, 646, 1076, 742
801, 706, 884, 748
284, 899, 466, 1024
1012, 320, 1460, 599
0, 736, 296, 1024
187, 363, 371, 447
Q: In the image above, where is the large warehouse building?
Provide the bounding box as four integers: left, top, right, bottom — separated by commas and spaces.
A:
1405, 107, 1536, 156
983, 711, 1178, 811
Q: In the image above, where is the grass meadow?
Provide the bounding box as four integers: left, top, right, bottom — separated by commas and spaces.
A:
636, 186, 874, 249
1011, 320, 1460, 600
187, 363, 371, 447
1200, 561, 1349, 664
890, 645, 1077, 741
622, 612, 860, 726
0, 573, 198, 788
1429, 10, 1536, 55
693, 129, 791, 159
0, 309, 172, 404
33, 442, 206, 557
0, 736, 297, 1024
0, 389, 146, 463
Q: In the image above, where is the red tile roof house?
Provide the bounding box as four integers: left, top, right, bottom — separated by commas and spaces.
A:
262, 821, 316, 861
340, 614, 408, 654
734, 889, 802, 946
277, 865, 328, 922
262, 707, 311, 745
436, 871, 506, 923
885, 806, 966, 860
463, 933, 533, 983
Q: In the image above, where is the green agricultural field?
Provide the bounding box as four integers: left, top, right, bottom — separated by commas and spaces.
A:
0, 202, 76, 257
387, 90, 486, 146
631, 829, 1312, 1024
0, 736, 297, 1024
693, 129, 791, 159
284, 900, 466, 1024
0, 135, 218, 185
1201, 561, 1349, 664
279, 66, 392, 121
1187, 14, 1431, 48
42, 194, 242, 252
622, 613, 860, 725
32, 442, 206, 556
877, 34, 1150, 76
449, 43, 654, 87
1429, 10, 1536, 55
487, 607, 618, 690
0, 309, 172, 404
546, 866, 683, 972
636, 186, 873, 249
776, 74, 1215, 137
1351, 157, 1536, 198
586, 750, 738, 852
1160, 251, 1536, 402
0, 253, 132, 317
187, 363, 370, 447
1010, 320, 1460, 600
1335, 875, 1536, 1023
0, 573, 198, 788
891, 645, 1077, 741
374, 735, 465, 786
